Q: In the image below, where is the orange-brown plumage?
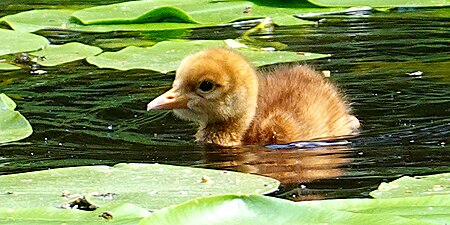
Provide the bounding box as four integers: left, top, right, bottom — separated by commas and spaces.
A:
147, 48, 359, 147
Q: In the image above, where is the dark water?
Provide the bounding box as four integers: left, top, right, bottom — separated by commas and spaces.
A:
1, 3, 449, 200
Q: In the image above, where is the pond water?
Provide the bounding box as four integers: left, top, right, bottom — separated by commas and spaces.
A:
1, 2, 449, 201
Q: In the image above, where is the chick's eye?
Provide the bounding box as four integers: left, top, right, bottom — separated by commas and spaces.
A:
198, 81, 215, 92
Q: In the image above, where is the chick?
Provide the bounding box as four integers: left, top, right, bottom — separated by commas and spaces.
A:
147, 48, 359, 147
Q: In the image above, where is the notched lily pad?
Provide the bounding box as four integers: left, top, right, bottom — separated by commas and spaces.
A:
30, 42, 103, 66
0, 93, 33, 144
87, 40, 330, 73
0, 163, 279, 210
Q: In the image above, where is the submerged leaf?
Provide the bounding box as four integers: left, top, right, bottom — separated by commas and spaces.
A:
0, 163, 279, 210
30, 42, 103, 66
0, 93, 33, 144
0, 29, 48, 56
87, 40, 329, 73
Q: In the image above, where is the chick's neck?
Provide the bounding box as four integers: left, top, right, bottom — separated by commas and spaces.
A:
195, 111, 255, 147
195, 88, 258, 147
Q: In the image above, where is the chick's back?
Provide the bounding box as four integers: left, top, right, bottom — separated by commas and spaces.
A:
243, 65, 358, 144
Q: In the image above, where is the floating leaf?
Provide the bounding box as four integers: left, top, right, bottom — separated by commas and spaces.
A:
0, 2, 321, 33
0, 163, 279, 210
0, 29, 48, 56
370, 173, 450, 199
69, 22, 203, 33
306, 0, 450, 8
86, 40, 222, 73
72, 2, 198, 25
71, 0, 272, 25
303, 195, 450, 224
0, 62, 20, 70
30, 42, 103, 66
87, 40, 329, 73
0, 203, 150, 225
0, 9, 74, 33
140, 194, 435, 225
241, 50, 330, 67
0, 93, 33, 144
0, 9, 204, 33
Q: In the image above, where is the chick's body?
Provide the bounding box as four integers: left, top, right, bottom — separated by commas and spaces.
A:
147, 48, 359, 147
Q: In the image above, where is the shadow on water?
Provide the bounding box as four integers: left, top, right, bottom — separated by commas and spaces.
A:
1, 4, 449, 200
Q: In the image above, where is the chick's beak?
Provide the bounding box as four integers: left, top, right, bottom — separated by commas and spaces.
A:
147, 88, 188, 110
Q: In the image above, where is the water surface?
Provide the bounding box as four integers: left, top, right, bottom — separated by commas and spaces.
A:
1, 3, 449, 200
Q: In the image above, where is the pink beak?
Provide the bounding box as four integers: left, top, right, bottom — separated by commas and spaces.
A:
147, 88, 188, 110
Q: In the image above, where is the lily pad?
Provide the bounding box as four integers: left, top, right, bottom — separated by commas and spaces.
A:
70, 22, 203, 33
140, 194, 436, 225
0, 163, 279, 210
71, 0, 305, 25
0, 2, 320, 33
0, 93, 33, 144
0, 28, 48, 56
306, 0, 450, 8
87, 40, 330, 73
303, 195, 450, 224
0, 9, 75, 33
0, 203, 150, 225
30, 42, 103, 66
71, 1, 199, 25
0, 62, 20, 70
0, 9, 205, 33
370, 173, 450, 198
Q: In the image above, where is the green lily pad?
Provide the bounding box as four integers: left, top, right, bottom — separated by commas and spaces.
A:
370, 173, 450, 199
0, 28, 48, 56
0, 2, 320, 33
140, 194, 436, 225
306, 0, 450, 7
0, 62, 20, 70
71, 0, 275, 25
72, 2, 198, 25
30, 42, 103, 66
87, 40, 330, 73
0, 9, 75, 33
303, 195, 450, 224
0, 203, 150, 225
71, 0, 341, 27
0, 9, 205, 33
0, 163, 279, 210
0, 93, 33, 144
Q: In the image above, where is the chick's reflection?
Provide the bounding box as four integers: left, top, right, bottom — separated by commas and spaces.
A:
203, 145, 350, 194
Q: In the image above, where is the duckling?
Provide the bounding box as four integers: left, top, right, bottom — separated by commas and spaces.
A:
147, 48, 359, 147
